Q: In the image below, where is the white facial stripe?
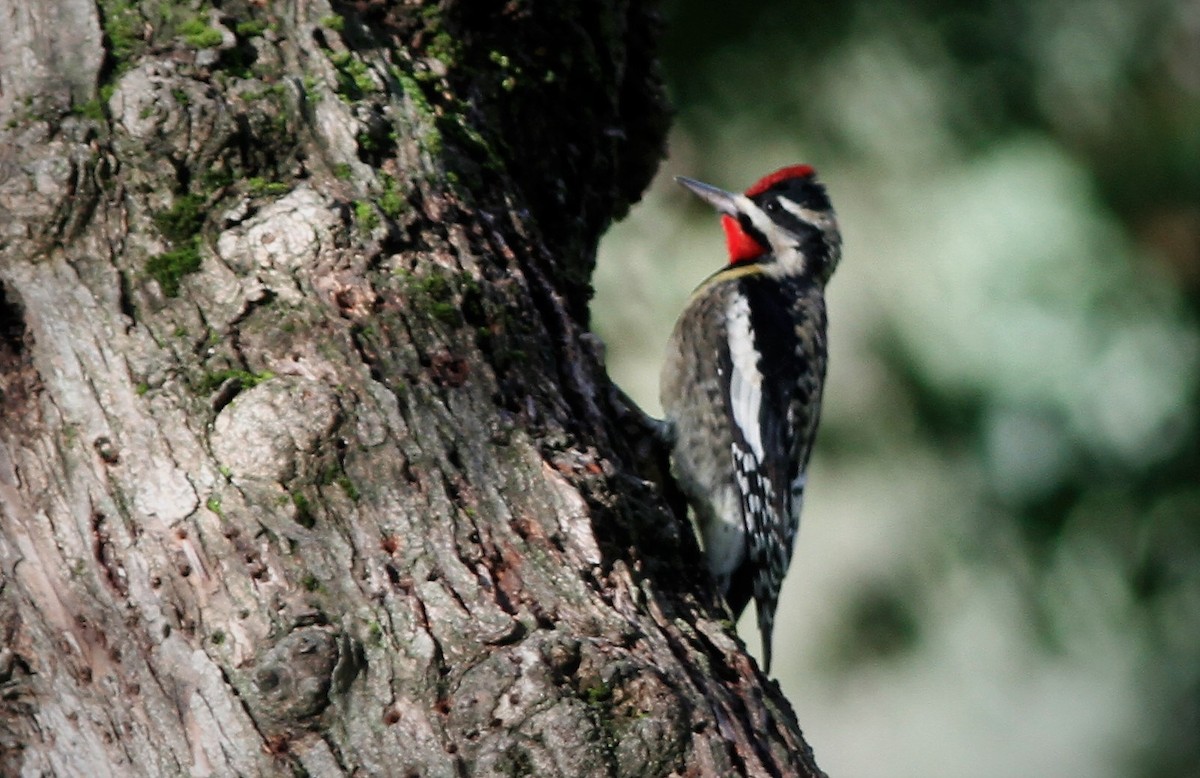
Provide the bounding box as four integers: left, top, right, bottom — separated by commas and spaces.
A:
733, 192, 777, 240
778, 199, 826, 225
725, 295, 765, 462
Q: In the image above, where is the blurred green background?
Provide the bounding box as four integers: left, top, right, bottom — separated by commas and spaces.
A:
592, 1, 1200, 775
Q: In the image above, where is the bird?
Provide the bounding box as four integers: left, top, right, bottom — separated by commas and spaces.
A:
659, 164, 841, 672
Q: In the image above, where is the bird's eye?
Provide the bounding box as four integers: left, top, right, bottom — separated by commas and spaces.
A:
764, 201, 779, 213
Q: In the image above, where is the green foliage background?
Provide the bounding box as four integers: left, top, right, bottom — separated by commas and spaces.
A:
594, 1, 1200, 775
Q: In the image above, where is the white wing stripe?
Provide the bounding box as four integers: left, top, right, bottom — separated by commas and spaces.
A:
726, 295, 764, 462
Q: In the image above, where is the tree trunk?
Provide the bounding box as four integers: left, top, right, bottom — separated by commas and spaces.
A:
0, 1, 823, 775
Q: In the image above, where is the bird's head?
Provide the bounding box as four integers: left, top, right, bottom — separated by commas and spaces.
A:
676, 165, 841, 284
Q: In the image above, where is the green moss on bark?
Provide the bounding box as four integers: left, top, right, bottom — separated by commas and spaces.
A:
145, 240, 202, 297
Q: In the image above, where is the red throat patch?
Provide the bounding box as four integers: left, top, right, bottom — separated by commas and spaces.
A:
721, 214, 766, 264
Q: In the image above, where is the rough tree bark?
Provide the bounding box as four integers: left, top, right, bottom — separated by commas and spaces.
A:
0, 1, 824, 775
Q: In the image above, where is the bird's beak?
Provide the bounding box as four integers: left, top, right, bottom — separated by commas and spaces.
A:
675, 176, 741, 216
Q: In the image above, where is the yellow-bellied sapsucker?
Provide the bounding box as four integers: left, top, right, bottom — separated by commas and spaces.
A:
660, 165, 841, 672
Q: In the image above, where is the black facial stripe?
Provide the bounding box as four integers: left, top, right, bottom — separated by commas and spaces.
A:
800, 232, 830, 278
764, 208, 830, 270
780, 177, 832, 211
771, 208, 822, 239
753, 177, 832, 214
737, 214, 769, 254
